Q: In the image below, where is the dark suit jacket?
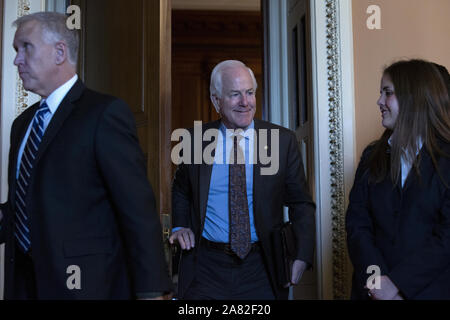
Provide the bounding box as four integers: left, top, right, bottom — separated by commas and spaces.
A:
172, 119, 316, 299
346, 143, 450, 300
0, 80, 172, 299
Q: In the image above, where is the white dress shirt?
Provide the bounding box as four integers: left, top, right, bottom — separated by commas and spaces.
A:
388, 136, 423, 187
16, 75, 78, 178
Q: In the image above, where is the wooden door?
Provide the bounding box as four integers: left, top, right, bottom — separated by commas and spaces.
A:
72, 0, 173, 271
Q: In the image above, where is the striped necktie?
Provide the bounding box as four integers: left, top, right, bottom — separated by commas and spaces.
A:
15, 103, 50, 253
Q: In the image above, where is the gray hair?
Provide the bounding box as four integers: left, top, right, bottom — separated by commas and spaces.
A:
210, 60, 258, 109
13, 12, 79, 66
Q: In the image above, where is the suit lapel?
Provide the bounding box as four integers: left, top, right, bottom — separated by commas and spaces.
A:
402, 147, 433, 193
34, 80, 85, 166
11, 106, 38, 169
9, 105, 39, 203
252, 120, 272, 225
198, 120, 220, 222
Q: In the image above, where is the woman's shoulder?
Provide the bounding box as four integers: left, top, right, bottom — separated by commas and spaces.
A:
353, 144, 377, 179
436, 140, 450, 166
429, 140, 450, 183
361, 143, 376, 158
439, 139, 450, 153
359, 141, 381, 164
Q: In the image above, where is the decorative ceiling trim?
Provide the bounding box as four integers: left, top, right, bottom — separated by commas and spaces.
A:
172, 0, 260, 11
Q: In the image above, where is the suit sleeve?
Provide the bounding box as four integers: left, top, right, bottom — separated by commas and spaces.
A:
388, 185, 450, 298
171, 162, 193, 229
283, 131, 316, 266
345, 147, 390, 296
95, 99, 172, 295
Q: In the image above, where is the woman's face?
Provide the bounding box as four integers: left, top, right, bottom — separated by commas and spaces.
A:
377, 74, 400, 130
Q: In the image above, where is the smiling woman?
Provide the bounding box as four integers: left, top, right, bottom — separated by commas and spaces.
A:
377, 74, 399, 130
346, 59, 450, 300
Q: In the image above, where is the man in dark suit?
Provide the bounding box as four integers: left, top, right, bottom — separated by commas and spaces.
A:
0, 12, 171, 299
169, 60, 315, 299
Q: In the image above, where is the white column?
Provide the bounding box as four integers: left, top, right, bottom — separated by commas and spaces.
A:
1, 0, 47, 300
46, 0, 67, 13
266, 0, 290, 128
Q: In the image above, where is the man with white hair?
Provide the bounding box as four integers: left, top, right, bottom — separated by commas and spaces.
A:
0, 12, 171, 299
170, 60, 315, 299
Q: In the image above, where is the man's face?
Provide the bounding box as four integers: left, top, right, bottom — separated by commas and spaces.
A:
13, 20, 57, 97
214, 67, 256, 129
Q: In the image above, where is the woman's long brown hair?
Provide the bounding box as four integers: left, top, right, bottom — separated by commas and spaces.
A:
366, 59, 450, 186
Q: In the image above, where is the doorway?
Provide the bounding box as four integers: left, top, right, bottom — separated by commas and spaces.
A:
171, 8, 264, 132
170, 0, 264, 296
0, 0, 356, 300
263, 0, 356, 299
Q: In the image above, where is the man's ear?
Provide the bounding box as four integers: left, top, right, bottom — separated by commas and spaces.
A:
54, 42, 67, 65
211, 94, 221, 114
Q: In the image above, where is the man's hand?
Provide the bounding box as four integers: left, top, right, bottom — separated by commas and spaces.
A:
287, 259, 308, 287
368, 275, 401, 300
169, 228, 195, 250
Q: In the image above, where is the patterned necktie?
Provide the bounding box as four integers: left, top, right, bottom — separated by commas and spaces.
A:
15, 103, 50, 253
229, 133, 251, 259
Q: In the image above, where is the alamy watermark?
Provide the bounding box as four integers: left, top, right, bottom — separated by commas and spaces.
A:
366, 265, 381, 290
171, 121, 280, 176
366, 5, 382, 30
64, 5, 382, 33
66, 5, 81, 30
66, 265, 81, 290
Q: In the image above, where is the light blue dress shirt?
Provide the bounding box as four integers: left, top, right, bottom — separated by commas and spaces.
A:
201, 121, 259, 243
16, 75, 78, 178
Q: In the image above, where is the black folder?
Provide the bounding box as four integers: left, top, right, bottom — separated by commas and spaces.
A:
271, 222, 297, 287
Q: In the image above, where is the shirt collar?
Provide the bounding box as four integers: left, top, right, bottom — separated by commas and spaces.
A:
388, 134, 424, 154
41, 74, 78, 114
220, 120, 255, 141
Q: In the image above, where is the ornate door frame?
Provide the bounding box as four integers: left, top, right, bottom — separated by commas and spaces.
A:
311, 0, 356, 300
264, 0, 356, 299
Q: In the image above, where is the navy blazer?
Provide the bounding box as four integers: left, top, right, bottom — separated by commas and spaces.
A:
1, 80, 172, 299
172, 119, 316, 299
346, 143, 450, 299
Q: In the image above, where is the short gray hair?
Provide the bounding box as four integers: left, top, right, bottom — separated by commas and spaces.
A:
210, 60, 258, 102
13, 12, 79, 66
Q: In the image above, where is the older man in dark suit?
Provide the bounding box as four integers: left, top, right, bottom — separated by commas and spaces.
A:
169, 60, 316, 299
0, 12, 171, 299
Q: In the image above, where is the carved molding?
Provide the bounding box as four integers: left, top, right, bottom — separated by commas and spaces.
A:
172, 0, 260, 12
15, 0, 31, 117
325, 0, 348, 300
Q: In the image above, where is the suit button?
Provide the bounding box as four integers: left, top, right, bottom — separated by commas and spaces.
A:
10, 258, 14, 263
